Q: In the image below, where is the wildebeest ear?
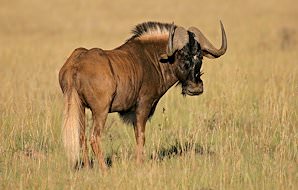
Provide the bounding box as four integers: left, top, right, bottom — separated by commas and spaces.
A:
159, 53, 175, 63
160, 53, 168, 60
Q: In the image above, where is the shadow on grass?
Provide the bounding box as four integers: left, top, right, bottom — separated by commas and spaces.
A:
75, 157, 113, 170
75, 140, 214, 169
150, 140, 215, 161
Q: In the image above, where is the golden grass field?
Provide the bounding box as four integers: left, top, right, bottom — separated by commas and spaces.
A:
0, 0, 297, 189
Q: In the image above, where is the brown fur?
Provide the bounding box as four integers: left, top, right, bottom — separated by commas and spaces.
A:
59, 34, 181, 168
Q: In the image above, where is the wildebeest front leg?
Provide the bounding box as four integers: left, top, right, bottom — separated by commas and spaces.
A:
134, 104, 151, 164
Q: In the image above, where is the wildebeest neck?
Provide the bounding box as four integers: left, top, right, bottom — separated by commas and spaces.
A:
116, 37, 179, 95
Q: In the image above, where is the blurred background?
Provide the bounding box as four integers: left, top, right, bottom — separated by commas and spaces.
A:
0, 0, 297, 189
1, 0, 297, 49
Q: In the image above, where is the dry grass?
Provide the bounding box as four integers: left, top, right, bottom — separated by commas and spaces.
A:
0, 0, 297, 189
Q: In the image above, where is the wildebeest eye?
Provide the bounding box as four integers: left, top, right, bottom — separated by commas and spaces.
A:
184, 61, 190, 69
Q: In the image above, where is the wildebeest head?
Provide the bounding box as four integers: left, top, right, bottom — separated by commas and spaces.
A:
162, 21, 227, 96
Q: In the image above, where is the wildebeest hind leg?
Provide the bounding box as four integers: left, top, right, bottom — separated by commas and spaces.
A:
90, 110, 109, 171
79, 107, 90, 168
88, 95, 110, 171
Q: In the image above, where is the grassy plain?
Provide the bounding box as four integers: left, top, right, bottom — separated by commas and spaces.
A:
0, 0, 297, 189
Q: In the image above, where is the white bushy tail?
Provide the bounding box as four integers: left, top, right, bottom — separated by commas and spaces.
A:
62, 88, 82, 165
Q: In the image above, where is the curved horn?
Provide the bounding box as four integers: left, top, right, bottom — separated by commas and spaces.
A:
188, 21, 227, 59
167, 26, 189, 57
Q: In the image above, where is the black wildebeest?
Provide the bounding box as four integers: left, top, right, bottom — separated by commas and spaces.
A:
59, 21, 227, 170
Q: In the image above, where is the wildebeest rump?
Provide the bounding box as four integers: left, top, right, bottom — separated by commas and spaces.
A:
58, 21, 227, 170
